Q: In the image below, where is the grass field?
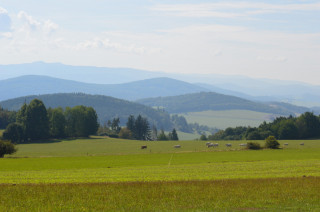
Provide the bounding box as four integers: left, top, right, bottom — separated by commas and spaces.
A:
179, 110, 279, 129
0, 178, 319, 211
1, 137, 320, 210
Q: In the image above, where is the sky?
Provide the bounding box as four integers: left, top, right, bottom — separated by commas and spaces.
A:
0, 0, 320, 85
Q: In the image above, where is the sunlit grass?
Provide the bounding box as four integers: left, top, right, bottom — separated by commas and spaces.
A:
0, 137, 319, 210
0, 177, 319, 211
9, 136, 320, 157
0, 151, 319, 184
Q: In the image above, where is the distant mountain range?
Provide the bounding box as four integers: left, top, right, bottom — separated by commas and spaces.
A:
137, 92, 315, 116
0, 75, 208, 101
1, 61, 320, 107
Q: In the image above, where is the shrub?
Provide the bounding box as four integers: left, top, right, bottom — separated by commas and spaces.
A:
247, 142, 261, 150
0, 140, 17, 158
265, 136, 280, 149
3, 123, 25, 143
118, 128, 133, 139
200, 134, 207, 141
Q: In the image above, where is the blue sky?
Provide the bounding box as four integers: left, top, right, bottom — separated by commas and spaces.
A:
1, 0, 320, 84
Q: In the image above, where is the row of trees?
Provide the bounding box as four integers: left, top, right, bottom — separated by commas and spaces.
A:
209, 112, 320, 140
98, 114, 179, 141
2, 99, 99, 143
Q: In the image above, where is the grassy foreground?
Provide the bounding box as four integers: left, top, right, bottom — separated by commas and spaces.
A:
0, 178, 319, 211
0, 137, 319, 210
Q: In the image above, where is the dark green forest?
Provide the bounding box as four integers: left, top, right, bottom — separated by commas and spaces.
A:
0, 107, 16, 129
2, 99, 99, 143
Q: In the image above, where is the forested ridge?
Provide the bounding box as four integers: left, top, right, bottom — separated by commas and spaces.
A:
0, 93, 216, 134
137, 92, 312, 115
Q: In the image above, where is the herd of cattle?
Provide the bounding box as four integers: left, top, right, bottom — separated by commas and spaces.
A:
140, 142, 305, 149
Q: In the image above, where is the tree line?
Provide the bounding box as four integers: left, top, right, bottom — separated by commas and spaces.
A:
98, 114, 179, 141
2, 99, 99, 143
208, 112, 320, 140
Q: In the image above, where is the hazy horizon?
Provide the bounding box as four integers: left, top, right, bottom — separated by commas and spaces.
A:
1, 1, 320, 85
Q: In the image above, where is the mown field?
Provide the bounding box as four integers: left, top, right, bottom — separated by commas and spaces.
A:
1, 137, 320, 211
179, 110, 279, 129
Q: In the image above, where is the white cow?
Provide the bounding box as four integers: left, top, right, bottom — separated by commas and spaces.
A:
174, 145, 181, 148
207, 143, 214, 148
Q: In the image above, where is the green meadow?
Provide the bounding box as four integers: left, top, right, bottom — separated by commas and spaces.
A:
1, 137, 320, 210
179, 110, 278, 129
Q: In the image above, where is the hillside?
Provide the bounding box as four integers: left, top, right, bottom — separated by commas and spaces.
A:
0, 75, 208, 101
137, 92, 312, 115
180, 110, 279, 130
0, 93, 174, 130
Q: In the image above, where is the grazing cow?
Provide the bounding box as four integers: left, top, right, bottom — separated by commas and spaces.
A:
284, 143, 289, 146
174, 145, 181, 148
226, 143, 232, 147
300, 143, 304, 146
207, 143, 214, 148
239, 143, 247, 147
213, 143, 219, 147
141, 145, 147, 149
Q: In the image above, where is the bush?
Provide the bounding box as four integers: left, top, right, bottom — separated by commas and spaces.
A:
265, 136, 280, 149
200, 134, 207, 141
118, 128, 133, 139
3, 123, 25, 143
247, 142, 261, 150
0, 140, 17, 158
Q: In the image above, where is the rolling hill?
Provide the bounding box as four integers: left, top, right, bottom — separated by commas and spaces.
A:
136, 92, 313, 115
0, 75, 208, 101
0, 93, 174, 130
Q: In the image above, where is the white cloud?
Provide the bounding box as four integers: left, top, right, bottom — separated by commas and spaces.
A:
17, 11, 41, 30
17, 11, 58, 34
76, 37, 150, 54
43, 20, 59, 34
257, 56, 288, 62
0, 32, 12, 38
152, 2, 320, 18
0, 7, 11, 32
